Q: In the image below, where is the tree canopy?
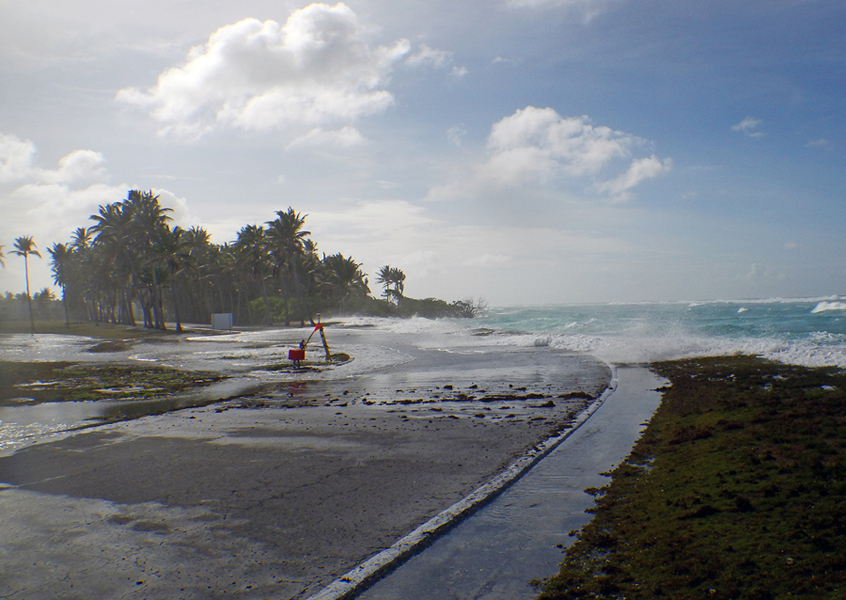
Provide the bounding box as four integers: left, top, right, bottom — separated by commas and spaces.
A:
3, 190, 483, 328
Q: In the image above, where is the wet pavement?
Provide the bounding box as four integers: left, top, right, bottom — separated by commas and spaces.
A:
0, 326, 616, 600
351, 366, 665, 600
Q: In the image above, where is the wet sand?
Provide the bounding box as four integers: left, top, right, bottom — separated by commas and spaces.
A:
0, 327, 611, 600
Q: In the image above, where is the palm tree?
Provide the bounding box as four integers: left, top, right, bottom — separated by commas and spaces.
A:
47, 242, 73, 328
266, 207, 310, 324
0, 244, 5, 268
234, 224, 273, 324
151, 226, 193, 331
376, 265, 406, 305
11, 236, 42, 332
181, 226, 215, 322
89, 201, 136, 324
69, 227, 92, 250
89, 190, 172, 326
321, 253, 369, 311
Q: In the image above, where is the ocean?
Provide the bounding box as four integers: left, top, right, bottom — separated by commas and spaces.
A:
348, 296, 846, 369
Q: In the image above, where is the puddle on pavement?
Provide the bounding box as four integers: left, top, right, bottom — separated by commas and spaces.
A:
0, 329, 611, 460
0, 378, 262, 455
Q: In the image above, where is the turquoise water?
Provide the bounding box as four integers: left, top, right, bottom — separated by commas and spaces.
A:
462, 298, 846, 368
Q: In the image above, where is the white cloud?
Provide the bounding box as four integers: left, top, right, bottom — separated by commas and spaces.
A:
0, 134, 108, 187
487, 108, 632, 179
505, 0, 614, 21
428, 106, 671, 202
406, 44, 453, 69
116, 3, 410, 143
450, 65, 469, 78
596, 155, 673, 202
285, 126, 366, 150
446, 125, 468, 146
0, 133, 191, 294
731, 116, 764, 137
41, 150, 109, 185
806, 138, 829, 148
0, 133, 38, 183
405, 43, 467, 79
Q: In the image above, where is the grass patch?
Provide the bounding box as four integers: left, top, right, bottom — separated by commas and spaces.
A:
536, 356, 846, 600
0, 361, 223, 405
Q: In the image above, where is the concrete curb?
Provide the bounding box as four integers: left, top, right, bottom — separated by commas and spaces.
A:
305, 366, 620, 600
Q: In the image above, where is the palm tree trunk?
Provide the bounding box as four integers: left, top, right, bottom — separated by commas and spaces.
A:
170, 279, 182, 332
61, 285, 70, 328
24, 255, 34, 333
260, 278, 271, 325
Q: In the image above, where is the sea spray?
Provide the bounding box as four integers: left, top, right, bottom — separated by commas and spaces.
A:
350, 298, 846, 368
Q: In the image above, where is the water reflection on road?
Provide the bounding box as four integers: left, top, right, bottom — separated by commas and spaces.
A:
356, 367, 665, 600
0, 327, 611, 459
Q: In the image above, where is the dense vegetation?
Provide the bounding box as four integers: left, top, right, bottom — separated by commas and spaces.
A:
537, 356, 846, 600
0, 190, 482, 330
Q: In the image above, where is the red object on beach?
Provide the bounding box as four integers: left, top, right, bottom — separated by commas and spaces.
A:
288, 349, 306, 361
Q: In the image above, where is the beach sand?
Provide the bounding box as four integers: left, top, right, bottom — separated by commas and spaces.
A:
0, 328, 611, 600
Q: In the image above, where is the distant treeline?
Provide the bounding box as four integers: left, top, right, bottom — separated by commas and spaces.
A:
4, 190, 483, 330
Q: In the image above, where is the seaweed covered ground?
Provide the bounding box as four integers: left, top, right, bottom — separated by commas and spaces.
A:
0, 361, 223, 406
537, 356, 846, 600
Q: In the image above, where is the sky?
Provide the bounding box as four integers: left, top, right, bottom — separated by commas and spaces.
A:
1, 0, 845, 306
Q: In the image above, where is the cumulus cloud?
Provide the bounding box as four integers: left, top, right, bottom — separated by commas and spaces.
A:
428, 106, 671, 202
0, 134, 38, 183
731, 116, 764, 137
406, 44, 453, 69
0, 132, 191, 293
405, 43, 466, 78
116, 3, 411, 144
0, 133, 108, 186
596, 155, 673, 202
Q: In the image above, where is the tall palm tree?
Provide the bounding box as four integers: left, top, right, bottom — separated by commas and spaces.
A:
234, 224, 273, 324
181, 226, 214, 322
89, 190, 172, 326
376, 265, 406, 305
11, 236, 42, 332
89, 201, 136, 324
321, 253, 369, 311
266, 207, 310, 324
0, 244, 5, 267
151, 226, 193, 331
47, 242, 73, 328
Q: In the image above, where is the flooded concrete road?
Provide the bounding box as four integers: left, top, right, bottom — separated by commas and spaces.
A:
353, 366, 665, 600
0, 328, 615, 600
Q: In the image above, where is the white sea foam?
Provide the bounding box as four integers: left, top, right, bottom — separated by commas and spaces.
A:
462, 329, 846, 368
811, 301, 846, 313
456, 300, 846, 369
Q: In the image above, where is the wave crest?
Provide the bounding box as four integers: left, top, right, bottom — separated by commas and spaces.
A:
811, 301, 846, 313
